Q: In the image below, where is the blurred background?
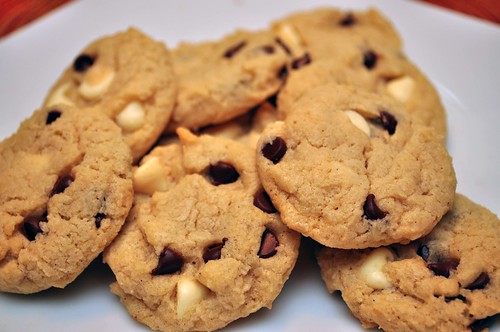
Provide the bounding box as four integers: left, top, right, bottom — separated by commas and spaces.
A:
0, 0, 498, 39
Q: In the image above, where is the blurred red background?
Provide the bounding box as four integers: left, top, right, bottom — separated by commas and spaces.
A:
0, 0, 498, 39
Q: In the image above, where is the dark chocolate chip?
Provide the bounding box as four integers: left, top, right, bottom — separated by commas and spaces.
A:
275, 38, 291, 55
95, 213, 106, 228
340, 13, 356, 26
363, 50, 377, 70
277, 65, 288, 81
469, 315, 497, 332
445, 295, 466, 303
22, 214, 47, 241
223, 41, 246, 58
427, 260, 459, 278
46, 110, 61, 125
253, 190, 277, 213
50, 175, 74, 196
380, 111, 398, 135
291, 53, 311, 70
466, 272, 490, 290
417, 245, 430, 262
261, 137, 287, 164
208, 162, 239, 186
203, 239, 227, 263
262, 45, 275, 54
363, 194, 387, 220
73, 54, 94, 72
151, 247, 184, 275
258, 229, 279, 258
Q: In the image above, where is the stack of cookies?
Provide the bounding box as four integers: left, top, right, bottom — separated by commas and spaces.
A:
0, 7, 498, 332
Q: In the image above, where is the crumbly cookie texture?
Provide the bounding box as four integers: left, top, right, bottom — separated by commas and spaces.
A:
273, 8, 447, 137
0, 105, 133, 294
256, 83, 456, 249
165, 29, 290, 132
43, 27, 177, 161
317, 194, 500, 332
104, 130, 300, 331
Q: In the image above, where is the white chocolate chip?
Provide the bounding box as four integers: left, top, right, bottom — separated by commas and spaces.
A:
386, 76, 415, 103
345, 110, 371, 136
78, 66, 115, 100
177, 277, 209, 318
133, 156, 169, 194
273, 23, 305, 56
360, 247, 395, 289
115, 102, 145, 132
46, 82, 74, 107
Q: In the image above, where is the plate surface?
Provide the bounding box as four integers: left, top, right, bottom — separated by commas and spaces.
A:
0, 0, 499, 331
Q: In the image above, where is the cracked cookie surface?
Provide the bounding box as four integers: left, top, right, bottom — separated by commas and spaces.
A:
43, 28, 177, 161
0, 105, 133, 293
316, 194, 500, 332
104, 130, 300, 331
256, 83, 456, 248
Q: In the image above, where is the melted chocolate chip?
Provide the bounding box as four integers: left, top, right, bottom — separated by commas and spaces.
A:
50, 175, 74, 196
363, 194, 387, 220
444, 295, 466, 303
262, 45, 275, 54
469, 316, 497, 332
258, 229, 279, 258
380, 111, 398, 135
261, 137, 287, 164
363, 50, 377, 70
253, 190, 277, 213
275, 38, 291, 55
22, 214, 47, 241
46, 110, 61, 125
73, 54, 94, 72
417, 245, 430, 262
208, 162, 239, 186
340, 13, 356, 26
427, 260, 459, 278
95, 213, 106, 228
466, 272, 490, 290
203, 239, 227, 263
151, 247, 184, 275
291, 53, 311, 70
223, 41, 246, 58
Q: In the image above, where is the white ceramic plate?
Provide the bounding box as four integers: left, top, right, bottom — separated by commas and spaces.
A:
0, 0, 499, 331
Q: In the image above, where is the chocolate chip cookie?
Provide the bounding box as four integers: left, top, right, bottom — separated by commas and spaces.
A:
0, 105, 133, 293
165, 29, 289, 132
273, 8, 447, 137
317, 194, 500, 332
104, 130, 300, 331
43, 28, 177, 161
256, 83, 456, 248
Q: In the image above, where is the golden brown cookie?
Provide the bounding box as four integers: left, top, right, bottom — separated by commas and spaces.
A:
43, 28, 177, 161
317, 194, 500, 332
104, 130, 300, 331
0, 105, 133, 293
256, 83, 456, 248
165, 29, 290, 132
273, 8, 447, 137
